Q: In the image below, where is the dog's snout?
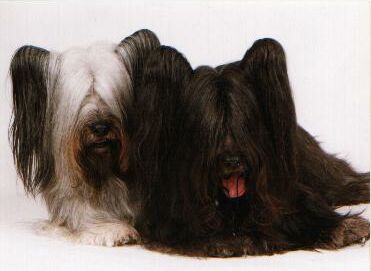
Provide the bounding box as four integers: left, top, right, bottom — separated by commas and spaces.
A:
220, 155, 245, 177
91, 123, 110, 136
223, 156, 240, 167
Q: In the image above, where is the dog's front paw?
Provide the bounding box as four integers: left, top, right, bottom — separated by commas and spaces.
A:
201, 236, 246, 257
206, 243, 237, 258
34, 220, 71, 238
76, 223, 139, 247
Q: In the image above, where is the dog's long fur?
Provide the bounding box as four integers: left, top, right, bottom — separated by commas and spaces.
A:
10, 29, 160, 246
132, 40, 369, 257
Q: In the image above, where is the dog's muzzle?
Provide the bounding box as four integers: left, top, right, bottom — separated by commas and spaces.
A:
219, 155, 247, 198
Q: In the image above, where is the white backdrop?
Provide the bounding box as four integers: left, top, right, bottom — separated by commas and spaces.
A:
0, 1, 369, 271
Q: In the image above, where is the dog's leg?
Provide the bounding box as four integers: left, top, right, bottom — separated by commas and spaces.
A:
37, 216, 138, 247
316, 215, 369, 249
42, 179, 139, 247
200, 215, 369, 256
74, 218, 139, 247
298, 126, 369, 206
42, 201, 139, 247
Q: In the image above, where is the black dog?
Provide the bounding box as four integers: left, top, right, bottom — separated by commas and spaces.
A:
131, 40, 369, 257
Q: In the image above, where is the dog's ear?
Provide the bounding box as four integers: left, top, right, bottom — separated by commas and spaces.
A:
133, 46, 193, 242
10, 45, 54, 195
240, 39, 298, 198
118, 29, 161, 84
134, 45, 192, 179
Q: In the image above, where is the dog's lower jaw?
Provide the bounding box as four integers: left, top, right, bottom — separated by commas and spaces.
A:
41, 176, 138, 247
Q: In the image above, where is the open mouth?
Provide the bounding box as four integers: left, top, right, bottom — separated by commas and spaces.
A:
222, 173, 247, 198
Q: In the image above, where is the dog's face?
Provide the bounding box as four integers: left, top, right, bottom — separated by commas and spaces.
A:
54, 44, 131, 189
73, 96, 128, 188
185, 67, 263, 206
181, 66, 270, 232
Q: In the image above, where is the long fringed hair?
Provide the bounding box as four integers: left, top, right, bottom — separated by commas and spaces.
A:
9, 29, 161, 246
132, 38, 369, 256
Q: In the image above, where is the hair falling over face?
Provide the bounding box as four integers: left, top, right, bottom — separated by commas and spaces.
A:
131, 39, 369, 257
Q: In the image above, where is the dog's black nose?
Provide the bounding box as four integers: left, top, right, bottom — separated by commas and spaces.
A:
91, 123, 110, 136
223, 156, 240, 167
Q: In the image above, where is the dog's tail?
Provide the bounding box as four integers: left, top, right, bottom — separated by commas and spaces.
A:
298, 127, 370, 206
334, 172, 370, 206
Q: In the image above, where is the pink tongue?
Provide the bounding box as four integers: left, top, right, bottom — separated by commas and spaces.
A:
222, 175, 246, 198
